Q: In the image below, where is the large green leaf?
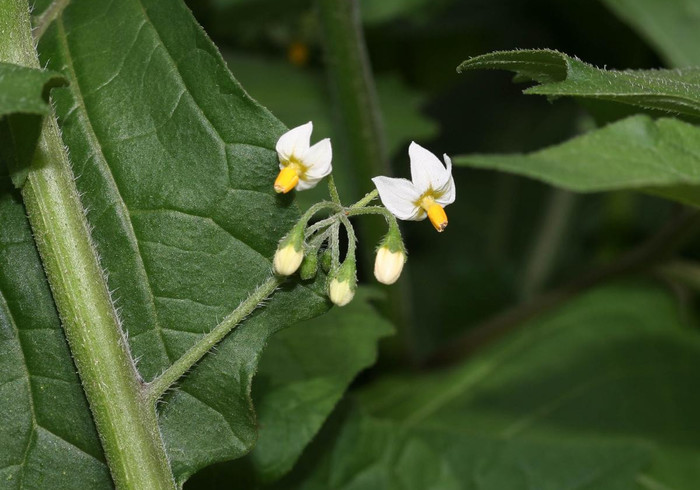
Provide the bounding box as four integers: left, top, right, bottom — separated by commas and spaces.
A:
601, 0, 700, 68
284, 283, 700, 489
0, 62, 64, 117
453, 115, 700, 207
187, 288, 394, 487
0, 163, 111, 488
458, 49, 700, 118
0, 0, 379, 485
0, 62, 66, 187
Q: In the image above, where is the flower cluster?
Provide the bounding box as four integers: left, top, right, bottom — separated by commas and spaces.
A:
271, 122, 456, 307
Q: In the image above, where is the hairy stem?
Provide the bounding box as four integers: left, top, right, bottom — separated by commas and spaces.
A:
0, 1, 175, 488
315, 0, 389, 199
147, 276, 282, 402
350, 189, 378, 209
328, 174, 341, 204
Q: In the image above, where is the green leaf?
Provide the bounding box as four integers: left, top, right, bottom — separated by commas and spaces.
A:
0, 0, 380, 485
0, 167, 111, 487
188, 288, 394, 485
452, 115, 700, 206
0, 62, 66, 187
457, 49, 700, 119
249, 289, 393, 481
601, 0, 700, 68
285, 283, 700, 489
0, 62, 65, 117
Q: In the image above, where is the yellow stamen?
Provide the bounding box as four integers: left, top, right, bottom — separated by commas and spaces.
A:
419, 196, 448, 232
274, 166, 300, 193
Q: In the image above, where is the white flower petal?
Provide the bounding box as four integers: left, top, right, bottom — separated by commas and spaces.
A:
372, 176, 423, 221
409, 141, 450, 193
276, 122, 313, 164
302, 138, 333, 179
435, 154, 456, 206
295, 176, 323, 191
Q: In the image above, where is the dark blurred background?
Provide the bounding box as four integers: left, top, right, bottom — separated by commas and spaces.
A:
185, 0, 674, 361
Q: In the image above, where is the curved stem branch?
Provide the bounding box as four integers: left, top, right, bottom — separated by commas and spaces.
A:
146, 275, 282, 403
350, 189, 379, 209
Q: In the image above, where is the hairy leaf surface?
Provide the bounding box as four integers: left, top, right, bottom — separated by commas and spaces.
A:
458, 49, 700, 118
0, 0, 383, 485
286, 283, 700, 489
453, 115, 700, 206
0, 166, 111, 487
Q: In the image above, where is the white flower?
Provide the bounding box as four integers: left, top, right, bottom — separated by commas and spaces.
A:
274, 122, 332, 193
372, 142, 455, 232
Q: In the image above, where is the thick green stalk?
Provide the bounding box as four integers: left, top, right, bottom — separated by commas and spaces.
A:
315, 0, 390, 197
0, 1, 175, 488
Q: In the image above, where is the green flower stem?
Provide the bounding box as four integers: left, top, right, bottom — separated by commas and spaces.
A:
350, 189, 379, 209
305, 215, 338, 239
338, 213, 357, 258
328, 175, 341, 204
0, 1, 176, 488
330, 222, 341, 270
300, 200, 343, 225
347, 204, 396, 222
147, 276, 282, 402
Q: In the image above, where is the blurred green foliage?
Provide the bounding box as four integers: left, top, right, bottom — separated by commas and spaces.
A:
182, 0, 700, 487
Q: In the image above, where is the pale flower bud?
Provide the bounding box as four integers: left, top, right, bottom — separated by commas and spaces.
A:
328, 259, 356, 307
373, 226, 407, 285
273, 224, 305, 276
273, 244, 303, 276
374, 247, 406, 285
329, 278, 355, 306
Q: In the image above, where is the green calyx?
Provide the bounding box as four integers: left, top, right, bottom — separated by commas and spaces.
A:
378, 224, 406, 255
280, 221, 306, 252
332, 257, 357, 285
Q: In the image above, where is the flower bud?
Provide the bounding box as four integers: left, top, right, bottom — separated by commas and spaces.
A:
273, 224, 305, 276
374, 247, 406, 285
374, 226, 407, 285
328, 259, 356, 307
299, 252, 319, 280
